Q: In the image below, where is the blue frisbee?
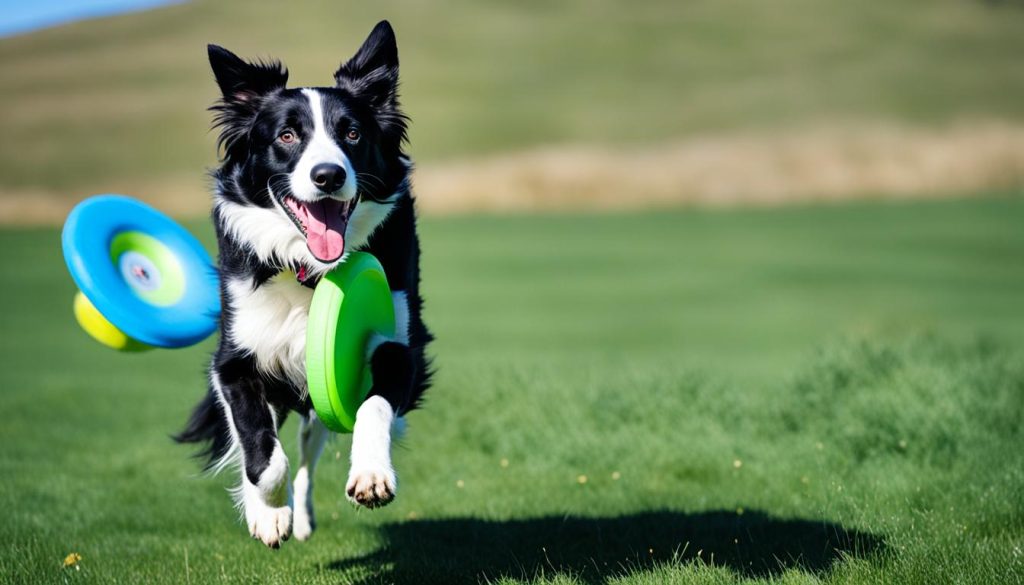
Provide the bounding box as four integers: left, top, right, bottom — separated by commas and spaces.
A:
62, 195, 220, 349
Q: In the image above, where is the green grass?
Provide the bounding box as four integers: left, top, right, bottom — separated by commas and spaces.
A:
2, 0, 1024, 199
2, 196, 1024, 583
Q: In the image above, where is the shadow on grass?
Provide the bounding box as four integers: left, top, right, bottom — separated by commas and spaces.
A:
329, 509, 884, 584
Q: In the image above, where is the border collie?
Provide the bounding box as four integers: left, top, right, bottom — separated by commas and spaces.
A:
175, 21, 432, 548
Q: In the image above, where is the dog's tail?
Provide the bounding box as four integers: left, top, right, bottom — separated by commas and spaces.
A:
173, 387, 235, 473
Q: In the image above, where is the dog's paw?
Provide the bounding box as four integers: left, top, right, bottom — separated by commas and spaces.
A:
346, 466, 396, 509
247, 505, 292, 548
292, 508, 315, 542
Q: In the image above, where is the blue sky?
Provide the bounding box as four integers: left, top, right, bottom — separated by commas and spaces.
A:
0, 0, 181, 37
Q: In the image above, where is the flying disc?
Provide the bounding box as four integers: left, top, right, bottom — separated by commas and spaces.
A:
62, 195, 220, 349
306, 252, 395, 433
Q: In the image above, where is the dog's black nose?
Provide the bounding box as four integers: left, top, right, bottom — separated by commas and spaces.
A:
310, 163, 346, 193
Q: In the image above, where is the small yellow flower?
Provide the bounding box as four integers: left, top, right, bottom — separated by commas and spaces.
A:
732, 459, 742, 469
456, 479, 465, 489
63, 552, 82, 569
611, 471, 621, 481
577, 474, 588, 484
500, 458, 509, 468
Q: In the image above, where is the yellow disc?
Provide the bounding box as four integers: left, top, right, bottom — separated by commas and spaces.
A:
73, 291, 152, 352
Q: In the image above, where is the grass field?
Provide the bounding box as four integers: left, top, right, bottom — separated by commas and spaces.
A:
1, 196, 1023, 584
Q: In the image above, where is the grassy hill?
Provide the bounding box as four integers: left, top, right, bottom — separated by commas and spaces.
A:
2, 197, 1023, 583
1, 0, 1024, 215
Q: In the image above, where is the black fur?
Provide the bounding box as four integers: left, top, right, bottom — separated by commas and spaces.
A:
175, 390, 232, 469
175, 21, 433, 480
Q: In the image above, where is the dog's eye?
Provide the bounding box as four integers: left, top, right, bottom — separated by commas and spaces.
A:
278, 130, 297, 144
346, 129, 360, 143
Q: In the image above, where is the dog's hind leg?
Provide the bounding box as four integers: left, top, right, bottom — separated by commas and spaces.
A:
212, 369, 293, 548
292, 411, 329, 541
346, 340, 413, 508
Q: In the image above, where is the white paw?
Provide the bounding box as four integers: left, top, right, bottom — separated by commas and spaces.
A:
247, 505, 292, 548
292, 508, 315, 541
346, 466, 397, 509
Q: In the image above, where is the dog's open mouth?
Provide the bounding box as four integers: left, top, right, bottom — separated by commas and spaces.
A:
280, 195, 357, 263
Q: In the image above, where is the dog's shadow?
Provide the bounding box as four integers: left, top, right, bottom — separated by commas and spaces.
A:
329, 509, 884, 584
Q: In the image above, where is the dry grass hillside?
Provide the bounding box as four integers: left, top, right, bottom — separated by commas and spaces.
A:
1, 0, 1023, 223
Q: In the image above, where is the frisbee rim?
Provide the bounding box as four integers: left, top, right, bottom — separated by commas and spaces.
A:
62, 195, 220, 348
306, 252, 395, 433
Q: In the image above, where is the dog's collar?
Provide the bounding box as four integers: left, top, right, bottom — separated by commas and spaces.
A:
293, 263, 321, 289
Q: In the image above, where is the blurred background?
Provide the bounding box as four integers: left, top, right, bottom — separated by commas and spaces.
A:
2, 0, 1024, 220
2, 2, 1023, 584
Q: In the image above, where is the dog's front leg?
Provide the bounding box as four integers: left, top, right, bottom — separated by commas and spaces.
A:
212, 368, 292, 547
346, 339, 413, 508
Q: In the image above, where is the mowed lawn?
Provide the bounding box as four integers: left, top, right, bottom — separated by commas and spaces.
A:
1, 197, 1023, 584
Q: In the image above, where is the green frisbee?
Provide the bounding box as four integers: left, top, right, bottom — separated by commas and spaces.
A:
306, 252, 395, 433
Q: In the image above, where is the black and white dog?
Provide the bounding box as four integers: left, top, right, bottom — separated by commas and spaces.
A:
176, 21, 432, 548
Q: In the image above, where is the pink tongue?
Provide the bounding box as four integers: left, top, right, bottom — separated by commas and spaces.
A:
302, 199, 346, 262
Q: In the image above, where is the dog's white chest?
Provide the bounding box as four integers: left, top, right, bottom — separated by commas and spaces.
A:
227, 272, 314, 385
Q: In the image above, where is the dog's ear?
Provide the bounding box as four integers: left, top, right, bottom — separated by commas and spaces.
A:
334, 21, 400, 108
208, 45, 288, 158
208, 44, 288, 105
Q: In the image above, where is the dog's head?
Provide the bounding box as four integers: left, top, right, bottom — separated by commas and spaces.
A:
209, 21, 408, 268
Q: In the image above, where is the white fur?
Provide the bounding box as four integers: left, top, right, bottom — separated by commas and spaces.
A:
227, 273, 314, 385
292, 413, 329, 541
290, 89, 357, 203
209, 370, 243, 479
217, 197, 330, 273
392, 291, 410, 344
207, 375, 241, 476
241, 446, 292, 548
365, 290, 411, 359
347, 396, 398, 507
216, 194, 396, 278
291, 467, 314, 541
243, 439, 290, 506
245, 500, 292, 548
